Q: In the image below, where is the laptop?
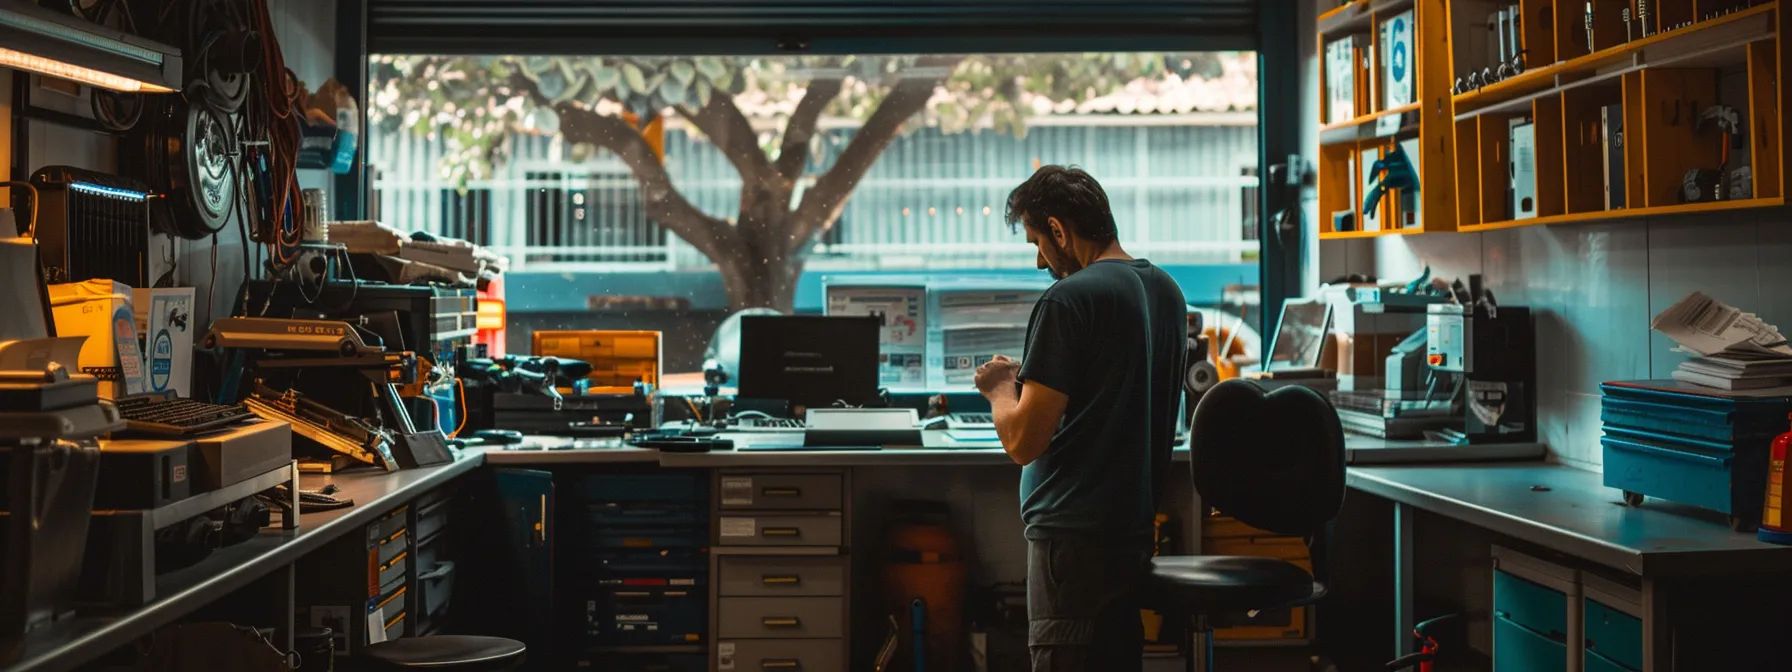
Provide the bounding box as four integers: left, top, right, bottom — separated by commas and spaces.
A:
737, 315, 881, 412
945, 412, 995, 430
1262, 298, 1334, 377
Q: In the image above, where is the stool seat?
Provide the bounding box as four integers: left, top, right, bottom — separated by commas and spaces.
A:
360, 635, 526, 671
1145, 555, 1325, 615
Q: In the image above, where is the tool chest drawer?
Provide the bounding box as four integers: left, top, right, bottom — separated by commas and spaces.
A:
718, 556, 847, 597
718, 639, 845, 672
717, 514, 842, 547
717, 597, 844, 639
719, 474, 842, 511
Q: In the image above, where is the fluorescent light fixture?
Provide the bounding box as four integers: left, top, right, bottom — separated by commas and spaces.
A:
0, 3, 181, 94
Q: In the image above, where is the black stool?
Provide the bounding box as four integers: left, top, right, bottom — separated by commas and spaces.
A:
1147, 380, 1345, 672
358, 635, 526, 671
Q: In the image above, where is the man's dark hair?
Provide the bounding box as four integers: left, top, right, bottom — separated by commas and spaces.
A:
1004, 165, 1118, 244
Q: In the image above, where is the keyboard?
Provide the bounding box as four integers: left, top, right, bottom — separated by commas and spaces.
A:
732, 417, 807, 432
947, 413, 995, 429
114, 392, 257, 438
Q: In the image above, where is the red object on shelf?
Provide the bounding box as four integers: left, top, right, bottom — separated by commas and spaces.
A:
476, 275, 507, 357
1762, 413, 1792, 536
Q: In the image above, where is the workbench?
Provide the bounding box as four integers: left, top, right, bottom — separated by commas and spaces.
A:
9, 436, 1783, 672
1349, 463, 1792, 672
0, 452, 484, 672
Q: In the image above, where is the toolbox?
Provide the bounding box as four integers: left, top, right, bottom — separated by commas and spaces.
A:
1600, 381, 1792, 530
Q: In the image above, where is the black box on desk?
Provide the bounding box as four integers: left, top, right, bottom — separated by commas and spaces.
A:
94, 439, 191, 510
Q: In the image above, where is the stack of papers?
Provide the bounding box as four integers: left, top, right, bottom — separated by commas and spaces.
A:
1652, 292, 1792, 390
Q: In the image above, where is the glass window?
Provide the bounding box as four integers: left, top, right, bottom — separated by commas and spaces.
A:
368, 52, 1261, 384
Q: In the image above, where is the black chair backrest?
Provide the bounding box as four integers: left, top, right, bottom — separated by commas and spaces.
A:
1188, 379, 1346, 538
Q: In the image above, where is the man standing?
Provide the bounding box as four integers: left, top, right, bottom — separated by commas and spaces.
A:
975, 166, 1188, 671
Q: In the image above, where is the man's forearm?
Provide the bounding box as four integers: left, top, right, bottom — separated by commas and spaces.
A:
987, 383, 1038, 465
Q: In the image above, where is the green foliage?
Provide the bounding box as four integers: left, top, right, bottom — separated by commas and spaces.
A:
369, 52, 1243, 185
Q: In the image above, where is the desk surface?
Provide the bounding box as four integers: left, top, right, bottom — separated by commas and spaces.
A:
1348, 463, 1792, 578
480, 433, 1495, 467
0, 452, 485, 672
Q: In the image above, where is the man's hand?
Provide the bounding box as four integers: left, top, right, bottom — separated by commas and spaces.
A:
974, 355, 1020, 398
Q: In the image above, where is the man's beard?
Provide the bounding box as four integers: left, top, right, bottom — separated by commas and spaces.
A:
1044, 240, 1080, 280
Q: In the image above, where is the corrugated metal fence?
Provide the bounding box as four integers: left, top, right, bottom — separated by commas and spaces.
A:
370, 118, 1259, 272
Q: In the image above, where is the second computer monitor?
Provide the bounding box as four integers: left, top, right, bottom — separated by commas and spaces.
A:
738, 315, 881, 409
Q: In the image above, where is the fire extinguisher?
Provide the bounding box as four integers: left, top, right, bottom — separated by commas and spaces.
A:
1760, 413, 1792, 545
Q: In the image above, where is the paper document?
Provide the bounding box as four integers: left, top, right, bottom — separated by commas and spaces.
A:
1651, 292, 1792, 358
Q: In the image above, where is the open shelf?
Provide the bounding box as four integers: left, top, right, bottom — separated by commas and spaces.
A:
1460, 197, 1787, 232
1316, 0, 1790, 244
1318, 228, 1424, 240
1320, 102, 1422, 146
1452, 2, 1778, 120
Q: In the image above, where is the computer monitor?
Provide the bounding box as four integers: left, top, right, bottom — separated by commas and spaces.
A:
1265, 298, 1332, 371
738, 315, 881, 409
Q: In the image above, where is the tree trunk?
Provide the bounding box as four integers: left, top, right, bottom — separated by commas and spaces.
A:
714, 221, 803, 313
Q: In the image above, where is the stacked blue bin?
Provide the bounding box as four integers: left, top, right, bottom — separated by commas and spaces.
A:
569, 473, 710, 669
1599, 381, 1792, 529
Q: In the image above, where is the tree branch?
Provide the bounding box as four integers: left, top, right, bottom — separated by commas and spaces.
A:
554, 103, 733, 260
774, 77, 844, 182
679, 94, 775, 189
787, 55, 962, 255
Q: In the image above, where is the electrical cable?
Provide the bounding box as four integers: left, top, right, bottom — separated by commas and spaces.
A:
451, 378, 468, 438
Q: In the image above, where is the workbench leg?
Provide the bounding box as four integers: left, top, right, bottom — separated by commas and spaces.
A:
274, 562, 295, 656
1641, 578, 1672, 672
1394, 501, 1415, 658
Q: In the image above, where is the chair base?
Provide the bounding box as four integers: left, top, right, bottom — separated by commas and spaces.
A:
1184, 616, 1213, 672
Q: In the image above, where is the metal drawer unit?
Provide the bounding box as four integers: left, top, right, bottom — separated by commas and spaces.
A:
297, 504, 415, 658
713, 470, 851, 672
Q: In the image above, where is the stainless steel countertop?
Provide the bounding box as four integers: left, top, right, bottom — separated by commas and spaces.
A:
1348, 463, 1792, 578
0, 451, 486, 672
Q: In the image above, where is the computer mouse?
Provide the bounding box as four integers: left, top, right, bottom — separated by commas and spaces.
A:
920, 416, 949, 430
473, 429, 525, 445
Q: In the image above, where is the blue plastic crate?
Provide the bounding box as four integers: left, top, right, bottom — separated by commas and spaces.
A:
584, 502, 707, 527
1599, 397, 1785, 443
574, 474, 706, 503
1601, 435, 1763, 519
1599, 425, 1774, 456
587, 525, 709, 550
585, 588, 707, 645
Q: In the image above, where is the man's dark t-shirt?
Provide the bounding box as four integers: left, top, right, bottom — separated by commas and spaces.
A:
1017, 259, 1188, 540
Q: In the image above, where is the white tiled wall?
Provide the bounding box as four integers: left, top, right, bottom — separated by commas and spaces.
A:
1326, 213, 1779, 471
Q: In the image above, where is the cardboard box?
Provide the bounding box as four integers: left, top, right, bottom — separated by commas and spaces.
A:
49, 280, 145, 398
134, 288, 196, 396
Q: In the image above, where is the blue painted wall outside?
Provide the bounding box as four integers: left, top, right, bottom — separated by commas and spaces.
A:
505, 263, 1257, 313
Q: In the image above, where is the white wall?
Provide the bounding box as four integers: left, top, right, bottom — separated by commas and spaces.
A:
1325, 214, 1779, 472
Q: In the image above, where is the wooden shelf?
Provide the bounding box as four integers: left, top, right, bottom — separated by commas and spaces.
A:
1319, 102, 1421, 146
1459, 197, 1787, 232
1317, 0, 1372, 36
1452, 2, 1778, 120
1318, 0, 1415, 36
1318, 228, 1423, 240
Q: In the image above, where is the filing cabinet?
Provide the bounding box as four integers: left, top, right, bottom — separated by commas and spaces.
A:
713, 470, 851, 672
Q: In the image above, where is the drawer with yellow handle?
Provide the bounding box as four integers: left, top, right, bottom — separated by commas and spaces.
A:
718, 474, 843, 511
717, 513, 842, 547
718, 556, 847, 597
717, 597, 845, 639
717, 638, 845, 672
